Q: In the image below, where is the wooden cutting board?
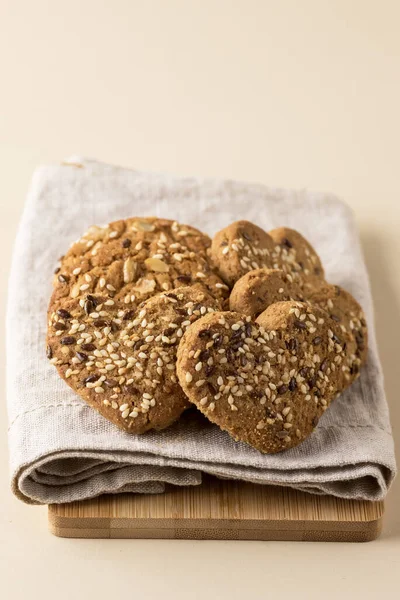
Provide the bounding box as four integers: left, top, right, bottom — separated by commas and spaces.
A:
48, 476, 383, 542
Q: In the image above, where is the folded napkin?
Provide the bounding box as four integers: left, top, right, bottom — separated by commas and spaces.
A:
7, 157, 396, 504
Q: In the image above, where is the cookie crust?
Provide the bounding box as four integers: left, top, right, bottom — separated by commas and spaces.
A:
47, 286, 219, 433
177, 301, 347, 453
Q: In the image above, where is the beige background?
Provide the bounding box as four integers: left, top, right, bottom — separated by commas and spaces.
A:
1, 0, 399, 597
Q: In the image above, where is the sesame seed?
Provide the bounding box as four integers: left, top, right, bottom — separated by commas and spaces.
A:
185, 372, 193, 383
94, 387, 104, 394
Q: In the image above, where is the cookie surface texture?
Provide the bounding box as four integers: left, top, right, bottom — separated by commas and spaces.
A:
210, 220, 276, 287
307, 282, 368, 387
47, 286, 218, 433
177, 301, 347, 453
268, 227, 325, 290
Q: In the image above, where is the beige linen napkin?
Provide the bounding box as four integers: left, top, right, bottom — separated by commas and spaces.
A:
7, 157, 396, 504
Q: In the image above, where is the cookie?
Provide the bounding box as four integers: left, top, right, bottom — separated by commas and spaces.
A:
47, 286, 219, 433
229, 268, 304, 318
307, 282, 368, 385
210, 220, 324, 290
53, 217, 229, 308
177, 301, 347, 453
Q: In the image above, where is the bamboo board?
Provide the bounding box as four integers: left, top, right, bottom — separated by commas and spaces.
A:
48, 476, 383, 542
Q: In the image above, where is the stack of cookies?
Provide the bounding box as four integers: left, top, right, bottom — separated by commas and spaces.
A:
47, 218, 368, 453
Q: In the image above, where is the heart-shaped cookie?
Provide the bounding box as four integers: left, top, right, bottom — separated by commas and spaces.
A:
177, 301, 348, 453
210, 221, 325, 290
47, 286, 219, 433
